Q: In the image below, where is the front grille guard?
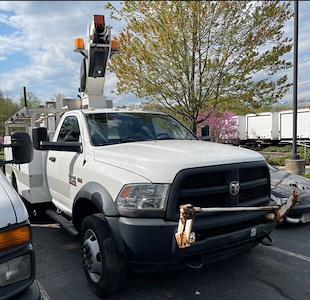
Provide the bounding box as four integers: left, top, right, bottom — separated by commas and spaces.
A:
166, 161, 271, 220
175, 190, 300, 249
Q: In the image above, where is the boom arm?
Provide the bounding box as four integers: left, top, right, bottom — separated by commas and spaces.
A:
74, 15, 120, 109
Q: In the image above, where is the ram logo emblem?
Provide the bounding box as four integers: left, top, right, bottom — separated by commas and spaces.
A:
229, 181, 240, 196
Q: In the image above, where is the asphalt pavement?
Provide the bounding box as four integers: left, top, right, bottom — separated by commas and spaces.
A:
32, 222, 310, 300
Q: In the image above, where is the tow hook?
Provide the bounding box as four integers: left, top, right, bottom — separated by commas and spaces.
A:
185, 257, 204, 269
260, 235, 273, 246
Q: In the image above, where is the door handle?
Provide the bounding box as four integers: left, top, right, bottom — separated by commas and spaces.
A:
49, 157, 56, 162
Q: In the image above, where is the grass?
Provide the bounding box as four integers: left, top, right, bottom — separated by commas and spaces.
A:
266, 156, 287, 166
261, 145, 310, 166
303, 173, 310, 179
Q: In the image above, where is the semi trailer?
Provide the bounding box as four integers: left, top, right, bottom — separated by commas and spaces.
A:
235, 109, 310, 145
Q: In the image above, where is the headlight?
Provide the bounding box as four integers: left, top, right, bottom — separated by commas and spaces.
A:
0, 254, 32, 287
116, 184, 169, 210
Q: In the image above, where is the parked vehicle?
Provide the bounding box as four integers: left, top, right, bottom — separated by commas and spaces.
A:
245, 112, 280, 142
235, 109, 310, 145
5, 15, 278, 297
0, 133, 40, 300
269, 164, 310, 223
279, 108, 310, 140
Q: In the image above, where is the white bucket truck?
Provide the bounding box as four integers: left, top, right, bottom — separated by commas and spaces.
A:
5, 15, 290, 297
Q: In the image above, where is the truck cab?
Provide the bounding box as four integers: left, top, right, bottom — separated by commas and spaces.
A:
31, 108, 275, 297
0, 133, 40, 300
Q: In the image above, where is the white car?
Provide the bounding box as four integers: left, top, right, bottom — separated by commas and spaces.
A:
0, 133, 40, 300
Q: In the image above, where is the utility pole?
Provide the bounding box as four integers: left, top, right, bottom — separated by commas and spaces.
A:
292, 0, 299, 160
23, 86, 28, 108
285, 0, 305, 175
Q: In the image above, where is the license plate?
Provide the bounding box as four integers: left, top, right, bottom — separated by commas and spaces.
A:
250, 227, 257, 237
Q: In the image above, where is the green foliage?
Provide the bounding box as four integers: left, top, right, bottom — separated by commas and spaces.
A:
19, 91, 41, 109
0, 90, 42, 136
266, 156, 287, 166
263, 145, 292, 153
0, 92, 20, 136
107, 1, 292, 130
262, 145, 310, 165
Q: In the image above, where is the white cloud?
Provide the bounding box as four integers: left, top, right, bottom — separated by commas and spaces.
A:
1, 1, 310, 106
0, 1, 125, 102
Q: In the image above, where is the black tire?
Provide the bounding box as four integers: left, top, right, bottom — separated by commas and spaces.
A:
81, 213, 126, 297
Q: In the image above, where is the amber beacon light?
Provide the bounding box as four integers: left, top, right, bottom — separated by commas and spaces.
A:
75, 38, 85, 50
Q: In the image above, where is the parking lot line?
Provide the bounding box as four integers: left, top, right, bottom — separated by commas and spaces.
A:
266, 246, 310, 263
37, 280, 50, 300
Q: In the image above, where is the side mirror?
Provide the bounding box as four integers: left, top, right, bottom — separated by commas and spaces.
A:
0, 132, 33, 165
32, 127, 82, 153
201, 125, 211, 141
32, 127, 48, 150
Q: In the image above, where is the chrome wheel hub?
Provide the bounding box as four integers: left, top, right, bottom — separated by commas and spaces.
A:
82, 229, 102, 283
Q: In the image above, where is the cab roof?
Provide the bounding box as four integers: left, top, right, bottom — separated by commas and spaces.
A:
79, 108, 167, 115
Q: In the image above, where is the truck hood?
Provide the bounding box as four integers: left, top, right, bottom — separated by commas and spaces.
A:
0, 171, 28, 228
93, 140, 265, 183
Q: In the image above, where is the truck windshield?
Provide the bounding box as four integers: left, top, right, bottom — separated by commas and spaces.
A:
86, 112, 197, 146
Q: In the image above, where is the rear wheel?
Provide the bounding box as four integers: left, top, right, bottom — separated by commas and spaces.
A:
81, 213, 126, 297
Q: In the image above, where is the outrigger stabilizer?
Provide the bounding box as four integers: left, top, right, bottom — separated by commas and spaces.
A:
175, 190, 300, 249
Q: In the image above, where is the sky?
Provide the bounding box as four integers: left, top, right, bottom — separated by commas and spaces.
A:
0, 1, 310, 107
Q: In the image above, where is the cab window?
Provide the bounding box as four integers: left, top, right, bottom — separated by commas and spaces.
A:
57, 116, 80, 142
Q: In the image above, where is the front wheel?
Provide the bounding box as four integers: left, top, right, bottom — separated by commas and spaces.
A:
81, 213, 126, 297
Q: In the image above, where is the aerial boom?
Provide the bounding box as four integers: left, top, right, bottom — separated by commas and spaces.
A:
74, 15, 120, 109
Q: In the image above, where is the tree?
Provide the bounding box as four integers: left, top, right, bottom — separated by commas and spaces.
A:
107, 1, 292, 131
19, 91, 41, 109
197, 111, 238, 144
0, 91, 19, 136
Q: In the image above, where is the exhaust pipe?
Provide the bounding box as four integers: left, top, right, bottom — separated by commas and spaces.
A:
260, 235, 273, 246
185, 257, 204, 269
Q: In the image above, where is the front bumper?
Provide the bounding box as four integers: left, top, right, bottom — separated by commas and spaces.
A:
289, 194, 310, 214
107, 216, 276, 272
0, 244, 37, 300
15, 280, 41, 300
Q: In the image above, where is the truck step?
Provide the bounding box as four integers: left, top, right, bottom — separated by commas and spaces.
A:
45, 209, 79, 236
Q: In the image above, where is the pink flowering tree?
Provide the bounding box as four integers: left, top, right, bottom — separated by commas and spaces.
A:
197, 112, 238, 144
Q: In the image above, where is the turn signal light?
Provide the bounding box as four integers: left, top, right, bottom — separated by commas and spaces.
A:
75, 38, 85, 50
0, 226, 31, 251
111, 39, 120, 51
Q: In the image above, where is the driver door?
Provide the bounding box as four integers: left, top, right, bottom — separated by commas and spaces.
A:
47, 115, 83, 215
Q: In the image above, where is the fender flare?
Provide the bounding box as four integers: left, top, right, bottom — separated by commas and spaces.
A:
73, 182, 126, 255
73, 182, 119, 218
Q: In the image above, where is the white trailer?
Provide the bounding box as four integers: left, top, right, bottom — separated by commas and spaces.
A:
279, 108, 310, 140
246, 112, 279, 141
233, 115, 247, 141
